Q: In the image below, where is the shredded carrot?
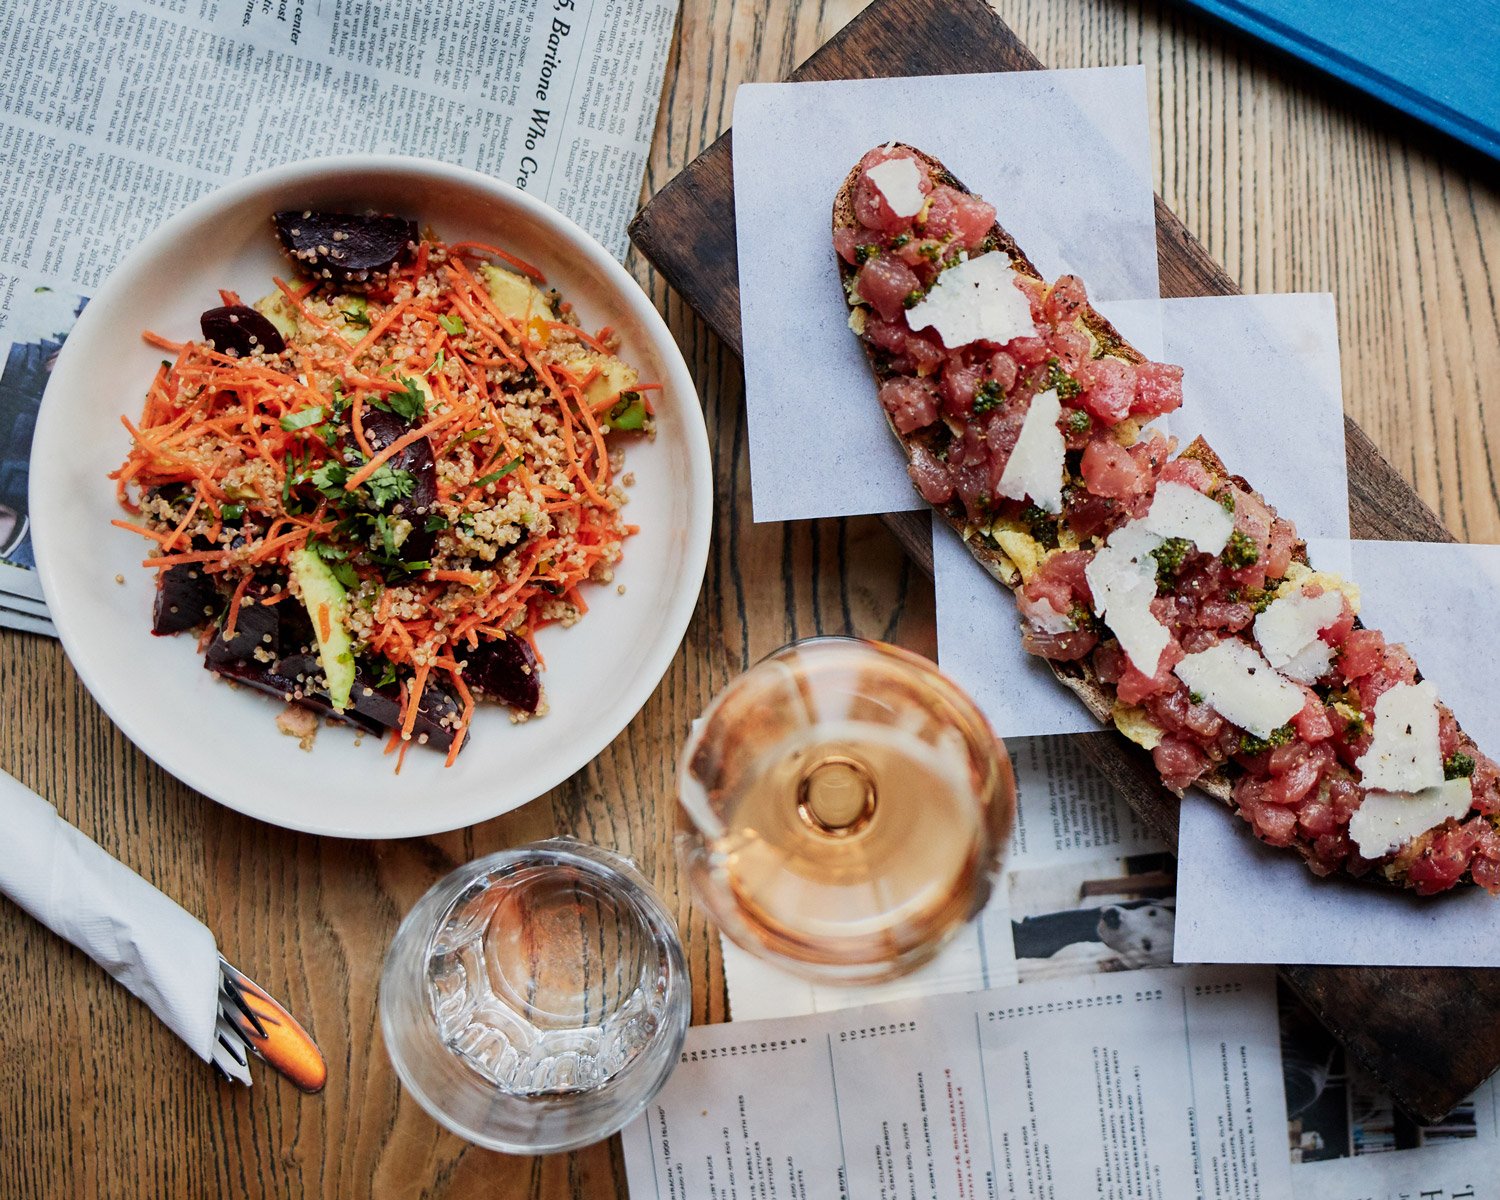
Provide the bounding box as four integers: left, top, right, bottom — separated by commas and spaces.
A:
142, 330, 185, 353
223, 575, 253, 639
547, 321, 614, 356
449, 240, 545, 282
110, 228, 650, 770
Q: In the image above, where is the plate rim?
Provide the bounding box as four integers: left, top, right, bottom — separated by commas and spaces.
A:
29, 153, 712, 839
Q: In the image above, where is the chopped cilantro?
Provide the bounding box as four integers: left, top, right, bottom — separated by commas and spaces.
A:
472, 458, 522, 490
384, 376, 428, 423
330, 561, 358, 589
972, 380, 1005, 415
219, 503, 245, 521
374, 514, 399, 558
1188, 691, 1204, 705
424, 349, 446, 376
1239, 723, 1295, 755
1222, 529, 1260, 569
438, 313, 466, 336
1150, 536, 1193, 586
365, 465, 417, 508
327, 379, 350, 414
279, 406, 326, 432
374, 660, 398, 689
1445, 752, 1477, 780
1065, 409, 1092, 435
306, 537, 349, 562
423, 514, 449, 533
311, 461, 349, 499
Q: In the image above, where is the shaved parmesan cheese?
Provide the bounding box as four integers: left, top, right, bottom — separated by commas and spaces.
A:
905, 254, 1036, 351
1355, 681, 1443, 793
997, 388, 1064, 513
1173, 639, 1304, 739
1018, 593, 1074, 634
1085, 524, 1170, 678
1254, 589, 1344, 683
865, 158, 927, 218
1348, 778, 1474, 859
1277, 640, 1334, 685
1141, 482, 1234, 554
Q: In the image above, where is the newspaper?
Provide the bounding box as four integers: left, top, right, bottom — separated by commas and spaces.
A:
625, 964, 1294, 1199
0, 0, 677, 633
716, 732, 1500, 1200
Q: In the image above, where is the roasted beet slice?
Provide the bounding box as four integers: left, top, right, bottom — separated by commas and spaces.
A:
351, 407, 439, 557
273, 211, 417, 283
200, 305, 285, 357
466, 636, 541, 713
346, 671, 460, 752
204, 596, 281, 672
152, 564, 223, 635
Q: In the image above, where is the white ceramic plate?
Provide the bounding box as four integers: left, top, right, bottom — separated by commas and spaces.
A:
31, 157, 711, 839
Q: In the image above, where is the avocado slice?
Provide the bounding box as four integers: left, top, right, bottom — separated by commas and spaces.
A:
288, 547, 355, 711
478, 263, 554, 322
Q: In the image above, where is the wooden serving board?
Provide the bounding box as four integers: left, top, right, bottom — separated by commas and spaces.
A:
628, 0, 1498, 1123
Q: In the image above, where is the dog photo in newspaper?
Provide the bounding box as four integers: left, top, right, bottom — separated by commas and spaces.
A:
1007, 850, 1177, 981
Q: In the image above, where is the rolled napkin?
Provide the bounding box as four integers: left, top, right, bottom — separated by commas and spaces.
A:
0, 768, 249, 1083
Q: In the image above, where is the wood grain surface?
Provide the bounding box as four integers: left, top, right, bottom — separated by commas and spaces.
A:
1, 1, 1497, 1197
631, 0, 1500, 1124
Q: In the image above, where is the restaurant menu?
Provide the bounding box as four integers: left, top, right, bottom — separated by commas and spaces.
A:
624, 965, 1293, 1200
0, 0, 676, 632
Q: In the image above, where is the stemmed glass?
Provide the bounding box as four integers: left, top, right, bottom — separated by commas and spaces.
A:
676, 637, 1016, 984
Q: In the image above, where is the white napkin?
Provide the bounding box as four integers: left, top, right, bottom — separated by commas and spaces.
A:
0, 768, 245, 1080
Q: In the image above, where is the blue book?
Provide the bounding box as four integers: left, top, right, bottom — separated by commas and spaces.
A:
1174, 0, 1500, 161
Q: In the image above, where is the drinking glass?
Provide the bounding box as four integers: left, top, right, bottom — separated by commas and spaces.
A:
379, 839, 690, 1154
677, 637, 1016, 985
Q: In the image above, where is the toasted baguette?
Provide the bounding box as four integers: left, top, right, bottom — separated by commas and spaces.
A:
833, 148, 1495, 893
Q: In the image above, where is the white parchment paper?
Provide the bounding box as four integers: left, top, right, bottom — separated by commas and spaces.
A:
1175, 538, 1500, 967
732, 68, 1158, 522
936, 293, 1350, 740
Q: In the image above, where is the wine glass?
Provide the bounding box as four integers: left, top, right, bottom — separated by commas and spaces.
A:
676, 637, 1016, 984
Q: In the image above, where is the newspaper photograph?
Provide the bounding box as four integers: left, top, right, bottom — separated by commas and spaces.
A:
0, 0, 677, 632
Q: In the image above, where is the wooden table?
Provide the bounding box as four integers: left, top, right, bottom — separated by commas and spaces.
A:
2, 2, 1496, 1196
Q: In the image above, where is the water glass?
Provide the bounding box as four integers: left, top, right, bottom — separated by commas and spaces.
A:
379, 839, 690, 1154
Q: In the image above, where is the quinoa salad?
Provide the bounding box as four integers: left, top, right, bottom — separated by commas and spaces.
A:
110, 211, 654, 766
